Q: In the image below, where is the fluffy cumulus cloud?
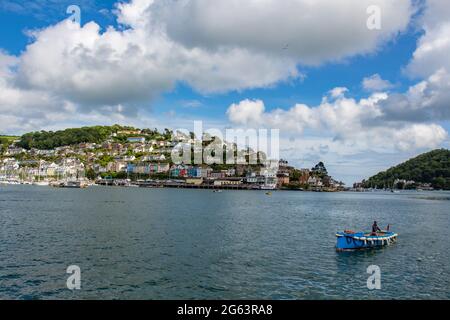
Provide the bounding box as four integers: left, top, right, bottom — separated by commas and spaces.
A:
160, 0, 412, 65
1, 0, 414, 133
399, 0, 450, 121
407, 0, 450, 78
226, 89, 448, 152
17, 21, 175, 108
0, 50, 70, 132
394, 0, 450, 123
227, 99, 265, 125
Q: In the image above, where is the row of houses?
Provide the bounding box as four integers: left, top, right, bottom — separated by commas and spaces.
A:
3, 137, 172, 158
0, 158, 85, 180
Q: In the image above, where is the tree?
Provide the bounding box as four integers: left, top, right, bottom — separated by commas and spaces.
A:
311, 162, 328, 178
433, 177, 447, 190
17, 126, 126, 150
86, 168, 97, 181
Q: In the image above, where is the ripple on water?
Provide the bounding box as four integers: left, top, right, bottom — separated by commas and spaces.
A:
1, 187, 449, 299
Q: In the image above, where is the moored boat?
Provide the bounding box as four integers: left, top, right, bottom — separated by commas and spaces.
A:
336, 230, 398, 251
33, 181, 49, 186
51, 180, 88, 188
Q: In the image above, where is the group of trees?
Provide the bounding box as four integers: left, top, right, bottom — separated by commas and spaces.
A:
15, 125, 174, 150
284, 162, 333, 190
311, 161, 328, 178
363, 149, 450, 190
17, 126, 121, 150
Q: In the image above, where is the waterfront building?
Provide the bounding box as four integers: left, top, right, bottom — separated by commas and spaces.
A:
213, 178, 243, 186
200, 167, 213, 178
308, 176, 323, 187
245, 172, 260, 184
277, 172, 290, 186
210, 171, 226, 179
157, 163, 170, 173
170, 165, 189, 178
45, 163, 59, 176
127, 163, 135, 173
187, 167, 202, 178
186, 178, 204, 185
146, 163, 170, 174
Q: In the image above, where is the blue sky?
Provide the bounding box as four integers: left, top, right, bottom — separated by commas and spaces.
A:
1, 0, 449, 184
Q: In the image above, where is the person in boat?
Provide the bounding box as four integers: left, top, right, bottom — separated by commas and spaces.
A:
371, 221, 382, 235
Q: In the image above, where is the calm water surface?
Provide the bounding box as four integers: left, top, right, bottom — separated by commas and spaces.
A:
0, 185, 449, 299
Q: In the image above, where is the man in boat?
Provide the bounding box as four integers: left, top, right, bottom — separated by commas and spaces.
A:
371, 221, 382, 235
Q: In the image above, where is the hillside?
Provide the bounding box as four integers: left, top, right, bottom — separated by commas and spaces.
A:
0, 135, 19, 143
15, 125, 167, 150
363, 149, 450, 190
0, 135, 19, 150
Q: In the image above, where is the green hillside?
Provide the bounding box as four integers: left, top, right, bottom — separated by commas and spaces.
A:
0, 135, 19, 150
0, 135, 18, 143
15, 125, 148, 150
363, 149, 450, 190
15, 124, 175, 150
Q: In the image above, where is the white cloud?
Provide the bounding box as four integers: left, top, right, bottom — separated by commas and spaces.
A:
18, 20, 176, 108
362, 74, 393, 91
0, 50, 18, 78
160, 0, 413, 65
407, 0, 450, 78
17, 0, 413, 101
226, 88, 448, 152
329, 87, 349, 99
392, 123, 448, 151
227, 99, 265, 125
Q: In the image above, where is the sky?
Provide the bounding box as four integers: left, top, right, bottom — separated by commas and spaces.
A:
1, 0, 450, 184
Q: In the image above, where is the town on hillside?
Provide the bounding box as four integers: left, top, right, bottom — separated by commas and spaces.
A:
0, 126, 345, 191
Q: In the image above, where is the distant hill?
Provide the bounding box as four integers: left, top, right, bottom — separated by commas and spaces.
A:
363, 149, 450, 190
15, 125, 172, 150
16, 125, 130, 150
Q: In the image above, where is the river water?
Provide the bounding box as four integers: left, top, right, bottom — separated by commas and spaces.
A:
0, 185, 449, 299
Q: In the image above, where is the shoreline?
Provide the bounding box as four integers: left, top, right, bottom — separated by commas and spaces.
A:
3, 181, 447, 193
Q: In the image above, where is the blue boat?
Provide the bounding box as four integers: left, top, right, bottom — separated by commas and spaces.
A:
336, 231, 398, 251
